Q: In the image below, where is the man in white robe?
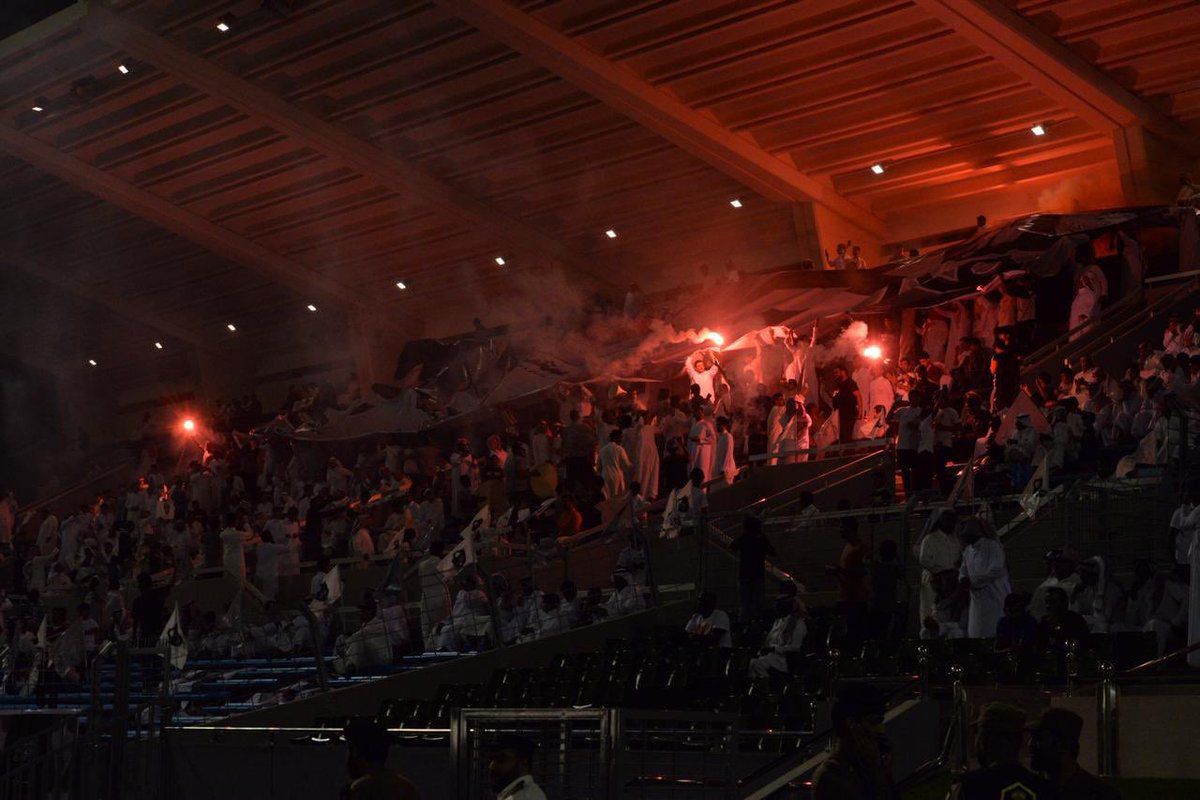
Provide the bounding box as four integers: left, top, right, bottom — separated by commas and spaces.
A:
634, 414, 660, 501
597, 431, 633, 500
687, 408, 717, 482
916, 510, 962, 624
765, 395, 786, 465
749, 600, 808, 677
1069, 279, 1098, 341
713, 417, 739, 486
957, 518, 1011, 638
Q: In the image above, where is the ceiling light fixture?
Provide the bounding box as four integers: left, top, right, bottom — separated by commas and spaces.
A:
226, 323, 237, 332
216, 20, 231, 32
605, 229, 617, 239
870, 163, 885, 175
729, 199, 743, 208
1030, 124, 1046, 136
117, 64, 130, 75
494, 256, 506, 266
31, 105, 44, 113
154, 341, 163, 350
306, 303, 317, 312
87, 359, 97, 366
395, 281, 407, 290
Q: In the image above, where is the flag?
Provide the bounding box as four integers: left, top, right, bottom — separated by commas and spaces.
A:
946, 455, 976, 506
1115, 430, 1159, 478
159, 603, 188, 671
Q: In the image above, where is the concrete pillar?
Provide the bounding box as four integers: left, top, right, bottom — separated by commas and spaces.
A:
792, 202, 887, 267
348, 310, 407, 387
1113, 125, 1198, 205
189, 348, 257, 401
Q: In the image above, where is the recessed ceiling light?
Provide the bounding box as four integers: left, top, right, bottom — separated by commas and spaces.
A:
494, 256, 505, 266
226, 323, 237, 332
605, 229, 617, 239
87, 359, 97, 366
117, 64, 130, 75
1030, 124, 1046, 136
870, 163, 885, 175
306, 303, 317, 312
730, 199, 743, 208
395, 280, 407, 290
154, 341, 163, 350
216, 21, 230, 32
31, 105, 43, 113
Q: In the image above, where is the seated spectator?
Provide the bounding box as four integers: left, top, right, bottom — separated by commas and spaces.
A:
1036, 587, 1090, 650
601, 570, 646, 618
921, 569, 967, 640
683, 591, 732, 648
1029, 708, 1123, 799
748, 597, 808, 677
995, 592, 1039, 651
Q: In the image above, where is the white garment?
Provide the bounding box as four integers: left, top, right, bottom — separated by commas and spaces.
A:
1069, 285, 1098, 340
958, 537, 1011, 638
868, 376, 895, 417
687, 418, 717, 481
685, 609, 732, 647
1171, 503, 1200, 565
255, 541, 290, 600
352, 527, 376, 558
893, 406, 922, 451
749, 616, 807, 677
604, 584, 646, 617
597, 441, 633, 500
220, 527, 253, 578
917, 530, 962, 623
634, 422, 661, 500
497, 774, 548, 800
713, 430, 739, 485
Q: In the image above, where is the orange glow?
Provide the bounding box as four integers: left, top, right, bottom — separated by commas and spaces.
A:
862, 345, 882, 360
182, 418, 196, 432
704, 331, 725, 347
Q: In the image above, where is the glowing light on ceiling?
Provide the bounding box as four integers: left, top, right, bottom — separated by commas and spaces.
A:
31, 105, 44, 112
154, 341, 163, 350
395, 280, 407, 290
605, 229, 617, 239
87, 358, 97, 366
306, 303, 317, 312
216, 21, 230, 32
729, 199, 743, 208
226, 323, 237, 332
1030, 124, 1046, 136
494, 256, 506, 266
870, 163, 885, 175
118, 64, 130, 75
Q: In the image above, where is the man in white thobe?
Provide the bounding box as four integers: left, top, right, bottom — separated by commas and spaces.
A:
597, 432, 633, 500
957, 519, 1011, 638
634, 414, 661, 500
916, 510, 962, 624
687, 408, 717, 482
713, 417, 739, 486
749, 600, 808, 677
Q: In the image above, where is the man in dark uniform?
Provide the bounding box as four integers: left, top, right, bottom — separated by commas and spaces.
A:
1029, 708, 1122, 799
949, 703, 1053, 799
812, 682, 895, 799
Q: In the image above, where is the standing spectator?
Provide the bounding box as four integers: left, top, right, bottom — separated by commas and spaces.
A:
488, 734, 546, 800
957, 517, 1011, 638
828, 518, 869, 644
730, 516, 776, 622
831, 365, 862, 444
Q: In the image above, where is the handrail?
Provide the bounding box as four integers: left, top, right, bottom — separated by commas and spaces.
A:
1120, 639, 1200, 675
17, 460, 132, 515
1021, 287, 1144, 373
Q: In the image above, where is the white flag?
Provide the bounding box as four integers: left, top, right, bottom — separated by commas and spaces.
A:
159, 603, 188, 671
20, 616, 49, 696
323, 564, 343, 604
